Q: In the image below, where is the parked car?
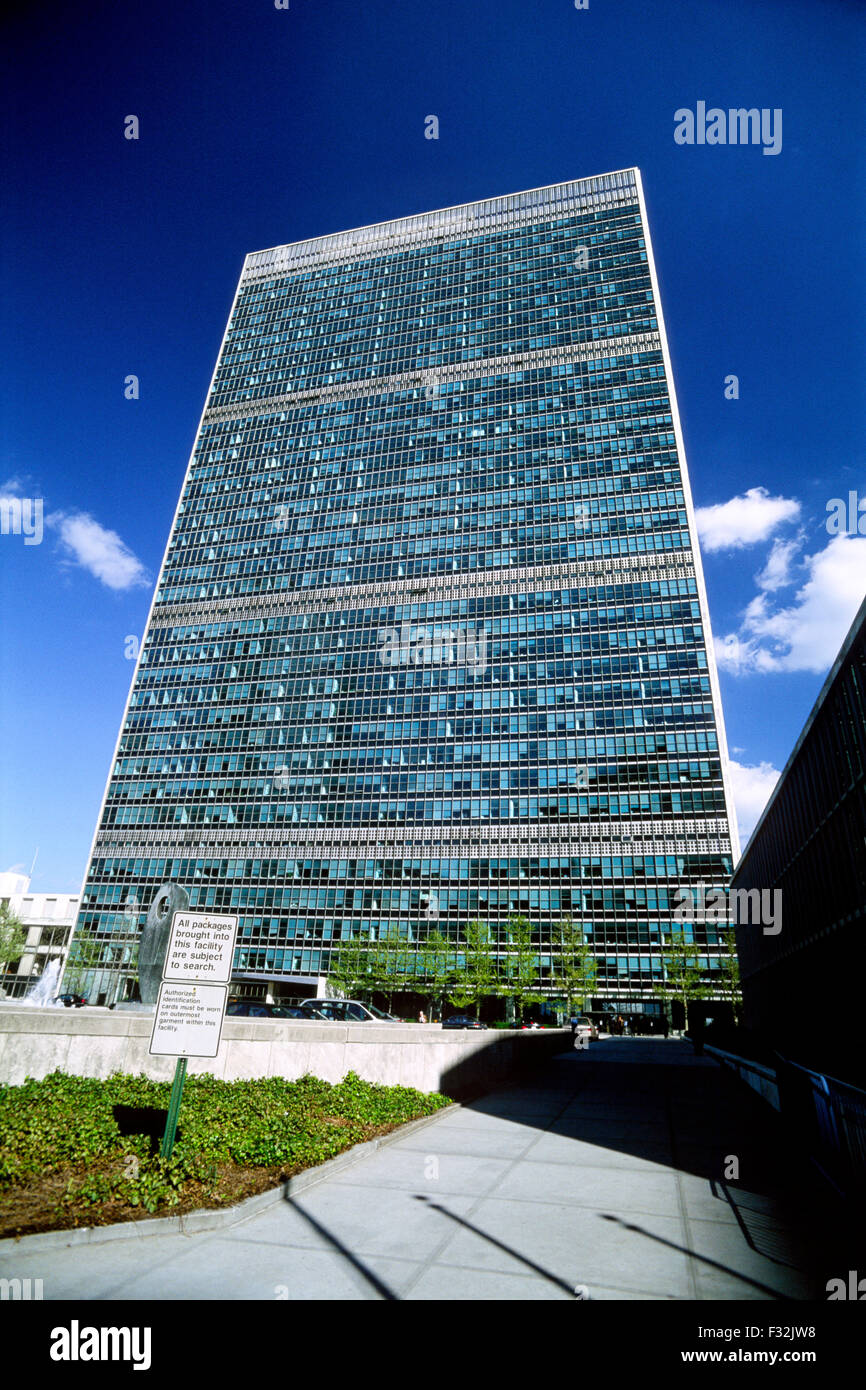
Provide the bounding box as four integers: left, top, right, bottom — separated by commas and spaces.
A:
55, 993, 86, 1008
442, 1015, 488, 1030
572, 1015, 598, 1042
299, 999, 399, 1023
225, 1000, 300, 1018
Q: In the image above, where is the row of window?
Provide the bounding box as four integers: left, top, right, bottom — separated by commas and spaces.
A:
156, 534, 694, 602
120, 714, 719, 758
215, 299, 655, 407
211, 321, 660, 405
147, 582, 700, 645
114, 749, 719, 784
139, 640, 705, 684
105, 792, 727, 828
134, 647, 706, 702
114, 731, 719, 776
90, 852, 730, 878
186, 444, 677, 509
168, 519, 689, 571
202, 365, 669, 439
107, 762, 723, 799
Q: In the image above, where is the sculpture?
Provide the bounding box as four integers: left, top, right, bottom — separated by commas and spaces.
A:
138, 883, 190, 1005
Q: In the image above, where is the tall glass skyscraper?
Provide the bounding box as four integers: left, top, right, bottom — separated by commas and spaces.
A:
72, 169, 739, 1011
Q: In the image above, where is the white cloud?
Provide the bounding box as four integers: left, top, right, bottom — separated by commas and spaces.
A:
728, 759, 781, 843
715, 534, 866, 674
695, 486, 800, 553
754, 536, 800, 592
47, 511, 149, 592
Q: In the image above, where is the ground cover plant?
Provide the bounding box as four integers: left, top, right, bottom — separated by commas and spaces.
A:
0, 1069, 451, 1237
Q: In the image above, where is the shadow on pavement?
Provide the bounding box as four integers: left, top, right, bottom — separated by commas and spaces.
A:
414, 1194, 583, 1297
597, 1212, 794, 1300
283, 1195, 399, 1300
434, 1037, 861, 1297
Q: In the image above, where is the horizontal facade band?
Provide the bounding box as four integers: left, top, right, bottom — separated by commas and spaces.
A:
91, 848, 731, 862
201, 332, 662, 423
147, 553, 696, 628
92, 821, 731, 858
240, 171, 640, 284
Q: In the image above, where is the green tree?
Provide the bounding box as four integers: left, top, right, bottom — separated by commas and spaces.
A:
549, 918, 597, 1017
62, 927, 103, 998
370, 924, 411, 1011
449, 919, 497, 1019
0, 903, 27, 988
415, 929, 457, 1022
653, 925, 711, 1029
326, 935, 376, 999
499, 915, 543, 1024
715, 927, 742, 1024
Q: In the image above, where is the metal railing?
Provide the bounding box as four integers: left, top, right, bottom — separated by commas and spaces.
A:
707, 1044, 866, 1204
774, 1054, 866, 1203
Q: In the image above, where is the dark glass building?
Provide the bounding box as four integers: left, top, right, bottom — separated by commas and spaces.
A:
732, 594, 866, 1081
69, 169, 738, 1010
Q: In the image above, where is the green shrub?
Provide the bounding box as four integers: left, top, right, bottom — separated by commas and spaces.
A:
0, 1069, 450, 1206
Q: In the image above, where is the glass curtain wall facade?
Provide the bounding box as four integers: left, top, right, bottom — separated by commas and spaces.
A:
72, 168, 738, 1008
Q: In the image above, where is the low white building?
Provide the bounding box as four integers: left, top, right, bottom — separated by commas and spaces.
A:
0, 872, 80, 1000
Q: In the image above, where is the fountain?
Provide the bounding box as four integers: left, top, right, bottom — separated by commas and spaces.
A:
22, 958, 62, 1006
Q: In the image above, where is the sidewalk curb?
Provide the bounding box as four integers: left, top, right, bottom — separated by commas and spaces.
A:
0, 1104, 457, 1254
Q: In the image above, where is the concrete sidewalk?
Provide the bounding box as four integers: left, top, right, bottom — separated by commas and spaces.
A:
1, 1039, 855, 1300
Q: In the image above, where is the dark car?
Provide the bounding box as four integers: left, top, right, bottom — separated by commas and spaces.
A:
55, 993, 86, 1008
225, 1000, 293, 1018
442, 1015, 488, 1030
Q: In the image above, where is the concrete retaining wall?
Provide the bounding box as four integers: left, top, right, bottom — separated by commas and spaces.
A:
0, 1008, 567, 1098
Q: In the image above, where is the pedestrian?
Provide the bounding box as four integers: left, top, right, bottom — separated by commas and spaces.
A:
570, 1014, 578, 1037
418, 1010, 427, 1024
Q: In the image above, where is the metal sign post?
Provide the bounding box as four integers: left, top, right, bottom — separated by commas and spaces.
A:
160, 1058, 188, 1159
148, 909, 238, 1160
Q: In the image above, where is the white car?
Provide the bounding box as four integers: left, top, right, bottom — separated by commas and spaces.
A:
300, 999, 400, 1023
572, 1016, 598, 1042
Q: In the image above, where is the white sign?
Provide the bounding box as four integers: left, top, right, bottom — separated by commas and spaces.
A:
149, 982, 228, 1058
163, 912, 238, 984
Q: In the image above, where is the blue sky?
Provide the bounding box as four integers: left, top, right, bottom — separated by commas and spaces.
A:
1, 0, 864, 891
